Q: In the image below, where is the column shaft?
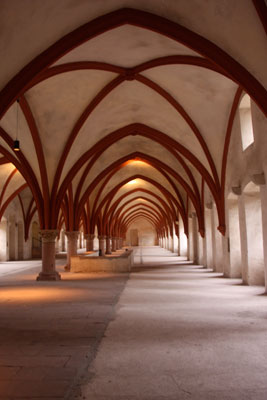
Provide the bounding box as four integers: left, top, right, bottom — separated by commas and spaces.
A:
65, 231, 79, 271
37, 230, 61, 281
106, 237, 112, 254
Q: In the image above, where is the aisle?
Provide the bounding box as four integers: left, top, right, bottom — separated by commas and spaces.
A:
81, 246, 267, 400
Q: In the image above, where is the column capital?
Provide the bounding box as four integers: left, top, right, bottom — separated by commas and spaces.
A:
65, 231, 80, 240
40, 230, 58, 243
84, 233, 95, 240
98, 235, 106, 240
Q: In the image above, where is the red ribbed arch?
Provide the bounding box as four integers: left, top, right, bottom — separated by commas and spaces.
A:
117, 204, 167, 231
123, 212, 160, 234
49, 65, 218, 194
29, 56, 231, 89
76, 148, 199, 222
89, 175, 180, 231
86, 152, 193, 224
76, 156, 202, 232
1, 8, 266, 120
120, 206, 162, 228
90, 175, 188, 236
109, 195, 170, 231
106, 190, 177, 237
54, 124, 218, 228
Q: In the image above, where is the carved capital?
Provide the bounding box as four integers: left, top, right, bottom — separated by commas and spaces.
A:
84, 234, 95, 240
65, 231, 80, 240
98, 235, 106, 240
40, 230, 58, 243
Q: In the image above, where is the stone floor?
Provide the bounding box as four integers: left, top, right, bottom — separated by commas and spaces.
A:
80, 247, 267, 400
0, 257, 128, 399
0, 247, 267, 400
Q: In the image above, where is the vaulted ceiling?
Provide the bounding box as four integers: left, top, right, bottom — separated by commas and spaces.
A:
0, 1, 266, 239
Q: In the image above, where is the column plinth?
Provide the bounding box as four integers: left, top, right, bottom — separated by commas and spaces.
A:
65, 231, 79, 271
37, 230, 61, 281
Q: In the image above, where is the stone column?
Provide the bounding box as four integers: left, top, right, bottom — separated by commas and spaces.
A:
98, 236, 106, 255
106, 236, 112, 254
37, 230, 61, 281
119, 237, 123, 249
85, 234, 94, 251
65, 231, 79, 271
112, 237, 117, 252
61, 230, 66, 252
238, 194, 249, 284
115, 237, 120, 250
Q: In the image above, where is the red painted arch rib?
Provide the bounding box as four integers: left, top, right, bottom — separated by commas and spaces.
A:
0, 8, 266, 119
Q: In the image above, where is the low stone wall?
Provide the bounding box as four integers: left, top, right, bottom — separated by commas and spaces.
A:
70, 250, 134, 273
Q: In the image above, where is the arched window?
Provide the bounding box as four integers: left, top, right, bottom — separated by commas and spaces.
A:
239, 94, 254, 150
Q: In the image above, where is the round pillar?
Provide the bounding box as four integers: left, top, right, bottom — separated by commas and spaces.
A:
37, 230, 61, 281
85, 234, 95, 251
98, 236, 106, 255
106, 236, 112, 254
115, 237, 120, 250
65, 231, 79, 271
112, 237, 117, 252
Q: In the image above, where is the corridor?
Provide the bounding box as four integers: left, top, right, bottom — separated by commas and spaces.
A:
0, 247, 267, 399
81, 247, 267, 400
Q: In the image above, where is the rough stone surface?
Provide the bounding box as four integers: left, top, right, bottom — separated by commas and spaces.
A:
80, 246, 267, 400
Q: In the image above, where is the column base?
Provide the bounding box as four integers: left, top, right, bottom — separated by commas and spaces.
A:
36, 271, 61, 281
105, 251, 112, 255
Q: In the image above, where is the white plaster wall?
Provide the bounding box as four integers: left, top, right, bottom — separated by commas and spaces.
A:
179, 214, 187, 257
126, 219, 156, 246
0, 218, 7, 261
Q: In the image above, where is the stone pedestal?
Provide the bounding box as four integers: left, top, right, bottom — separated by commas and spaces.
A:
85, 234, 95, 251
106, 236, 112, 254
112, 237, 117, 252
98, 236, 106, 255
37, 230, 61, 281
65, 231, 79, 271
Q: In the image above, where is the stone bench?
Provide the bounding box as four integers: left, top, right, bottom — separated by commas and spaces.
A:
70, 249, 134, 273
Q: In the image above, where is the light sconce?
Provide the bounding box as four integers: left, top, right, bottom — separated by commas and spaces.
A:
13, 99, 20, 152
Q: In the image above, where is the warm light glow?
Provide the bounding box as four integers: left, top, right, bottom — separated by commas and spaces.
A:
125, 179, 138, 185
129, 160, 149, 167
